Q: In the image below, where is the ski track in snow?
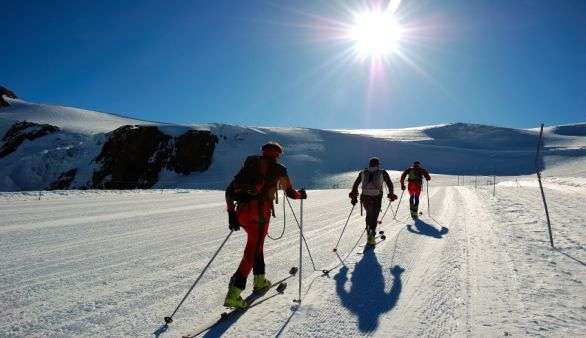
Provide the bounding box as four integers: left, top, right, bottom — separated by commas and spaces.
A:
0, 186, 584, 337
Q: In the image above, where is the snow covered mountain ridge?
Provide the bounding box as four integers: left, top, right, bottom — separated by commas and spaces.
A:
0, 91, 584, 191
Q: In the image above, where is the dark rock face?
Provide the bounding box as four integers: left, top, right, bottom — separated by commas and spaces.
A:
93, 125, 172, 189
169, 130, 218, 174
92, 125, 218, 189
0, 121, 60, 159
48, 168, 78, 190
0, 86, 17, 107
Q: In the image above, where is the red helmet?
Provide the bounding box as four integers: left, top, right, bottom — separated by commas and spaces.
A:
261, 142, 283, 158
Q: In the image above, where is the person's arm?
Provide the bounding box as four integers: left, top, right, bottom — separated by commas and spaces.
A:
279, 174, 307, 199
350, 172, 362, 195
400, 169, 408, 189
382, 170, 394, 194
225, 181, 240, 230
422, 168, 431, 181
225, 181, 236, 211
348, 172, 362, 205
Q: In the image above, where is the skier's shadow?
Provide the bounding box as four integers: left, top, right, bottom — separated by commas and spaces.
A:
334, 250, 404, 333
407, 219, 448, 239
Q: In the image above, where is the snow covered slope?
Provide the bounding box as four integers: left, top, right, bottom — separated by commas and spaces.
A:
0, 98, 155, 134
1, 97, 585, 192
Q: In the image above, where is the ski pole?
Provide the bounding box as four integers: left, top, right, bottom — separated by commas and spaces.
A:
296, 198, 303, 304
426, 180, 430, 216
360, 201, 363, 216
333, 204, 355, 252
393, 190, 404, 220
163, 230, 234, 326
378, 200, 392, 225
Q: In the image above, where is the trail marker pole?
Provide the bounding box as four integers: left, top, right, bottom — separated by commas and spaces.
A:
493, 175, 496, 196
535, 123, 554, 248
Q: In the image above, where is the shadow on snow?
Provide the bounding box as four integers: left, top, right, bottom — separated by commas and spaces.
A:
407, 218, 448, 239
334, 250, 404, 333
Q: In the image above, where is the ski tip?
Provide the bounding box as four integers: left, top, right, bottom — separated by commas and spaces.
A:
289, 267, 299, 275
332, 248, 337, 252
276, 282, 287, 293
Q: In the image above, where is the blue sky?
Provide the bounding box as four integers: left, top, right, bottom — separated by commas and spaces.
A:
1, 0, 584, 129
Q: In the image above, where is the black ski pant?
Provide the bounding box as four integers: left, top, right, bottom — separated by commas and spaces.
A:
361, 194, 382, 236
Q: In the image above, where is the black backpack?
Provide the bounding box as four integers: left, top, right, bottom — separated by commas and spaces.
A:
227, 156, 281, 203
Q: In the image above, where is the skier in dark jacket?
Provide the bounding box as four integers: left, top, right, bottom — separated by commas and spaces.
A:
349, 157, 397, 247
224, 142, 307, 309
400, 161, 431, 219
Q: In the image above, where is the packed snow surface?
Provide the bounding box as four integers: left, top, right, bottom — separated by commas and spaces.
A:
1, 181, 584, 337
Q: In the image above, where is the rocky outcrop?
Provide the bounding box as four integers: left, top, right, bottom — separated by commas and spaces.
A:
0, 121, 60, 159
168, 130, 218, 174
92, 125, 172, 189
0, 86, 17, 107
92, 125, 218, 189
48, 168, 78, 190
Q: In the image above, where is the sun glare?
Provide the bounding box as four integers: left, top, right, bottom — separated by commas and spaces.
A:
349, 10, 403, 60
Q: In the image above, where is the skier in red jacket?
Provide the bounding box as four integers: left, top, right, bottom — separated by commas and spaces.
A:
400, 161, 431, 219
224, 142, 307, 309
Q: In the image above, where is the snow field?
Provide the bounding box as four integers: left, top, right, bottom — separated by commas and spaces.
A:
1, 181, 584, 337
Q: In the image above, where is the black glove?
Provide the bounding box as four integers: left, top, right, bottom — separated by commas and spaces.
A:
401, 185, 406, 191
348, 191, 358, 205
387, 193, 398, 201
228, 210, 240, 231
299, 189, 307, 199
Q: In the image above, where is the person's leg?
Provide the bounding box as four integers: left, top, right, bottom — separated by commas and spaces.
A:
225, 202, 261, 308
408, 182, 421, 217
252, 203, 271, 291
363, 196, 380, 244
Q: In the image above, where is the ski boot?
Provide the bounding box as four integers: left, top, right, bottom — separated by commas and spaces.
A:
223, 285, 247, 309
409, 205, 419, 220
367, 233, 376, 247
253, 274, 272, 293
410, 209, 418, 220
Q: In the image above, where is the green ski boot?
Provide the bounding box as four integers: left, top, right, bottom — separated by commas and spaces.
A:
367, 233, 376, 246
223, 285, 247, 309
253, 274, 272, 293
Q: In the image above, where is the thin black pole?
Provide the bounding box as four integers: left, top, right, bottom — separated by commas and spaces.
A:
297, 199, 303, 303
393, 190, 404, 220
163, 230, 234, 325
535, 123, 554, 248
426, 180, 430, 216
333, 205, 355, 251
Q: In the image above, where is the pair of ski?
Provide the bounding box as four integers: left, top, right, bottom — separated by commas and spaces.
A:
181, 267, 298, 338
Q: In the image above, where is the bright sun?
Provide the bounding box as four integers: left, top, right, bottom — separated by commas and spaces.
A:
349, 10, 403, 60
